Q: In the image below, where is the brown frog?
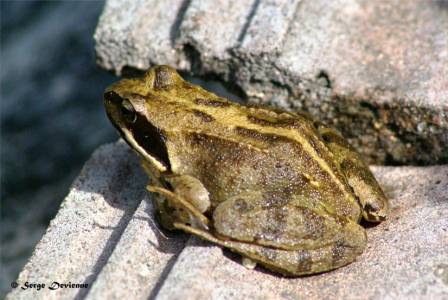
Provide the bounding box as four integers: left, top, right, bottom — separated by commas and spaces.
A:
104, 65, 388, 276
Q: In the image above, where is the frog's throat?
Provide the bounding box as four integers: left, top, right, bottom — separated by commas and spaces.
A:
121, 128, 167, 172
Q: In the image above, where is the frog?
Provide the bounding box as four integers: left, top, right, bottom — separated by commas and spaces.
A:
104, 65, 389, 276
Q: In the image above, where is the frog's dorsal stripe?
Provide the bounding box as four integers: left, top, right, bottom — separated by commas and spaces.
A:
188, 103, 356, 207
166, 129, 269, 153
240, 123, 355, 205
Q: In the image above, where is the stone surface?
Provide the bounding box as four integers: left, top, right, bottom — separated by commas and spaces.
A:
86, 189, 187, 300
94, 0, 190, 73
178, 0, 255, 64
7, 142, 144, 300
239, 0, 301, 56
7, 142, 448, 299
94, 0, 448, 165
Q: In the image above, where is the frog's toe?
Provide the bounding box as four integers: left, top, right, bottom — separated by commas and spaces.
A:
148, 185, 210, 230
242, 257, 257, 270
362, 202, 388, 222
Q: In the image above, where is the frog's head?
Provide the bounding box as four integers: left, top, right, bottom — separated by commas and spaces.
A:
104, 65, 185, 172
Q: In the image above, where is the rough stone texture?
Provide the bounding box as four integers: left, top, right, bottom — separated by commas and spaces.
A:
86, 190, 187, 300
178, 1, 255, 63
6, 142, 145, 300
94, 0, 448, 165
94, 0, 190, 73
239, 0, 301, 55
7, 142, 448, 299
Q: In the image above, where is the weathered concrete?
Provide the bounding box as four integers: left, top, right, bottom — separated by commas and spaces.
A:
272, 0, 448, 165
94, 0, 448, 165
177, 0, 255, 66
85, 193, 187, 300
7, 142, 448, 299
6, 142, 147, 300
94, 0, 190, 72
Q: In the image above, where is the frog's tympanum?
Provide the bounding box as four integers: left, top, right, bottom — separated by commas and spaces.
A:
104, 65, 388, 276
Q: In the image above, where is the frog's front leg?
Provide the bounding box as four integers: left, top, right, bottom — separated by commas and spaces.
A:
163, 174, 211, 213
316, 123, 389, 222
147, 174, 211, 230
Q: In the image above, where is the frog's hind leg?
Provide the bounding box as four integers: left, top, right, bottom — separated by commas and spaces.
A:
174, 222, 366, 276
316, 123, 389, 222
175, 191, 367, 275
212, 191, 366, 251
147, 185, 210, 230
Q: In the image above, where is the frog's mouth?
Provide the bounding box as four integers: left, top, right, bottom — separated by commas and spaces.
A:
104, 91, 171, 172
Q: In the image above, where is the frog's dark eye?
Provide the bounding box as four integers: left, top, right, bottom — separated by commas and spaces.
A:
121, 100, 137, 123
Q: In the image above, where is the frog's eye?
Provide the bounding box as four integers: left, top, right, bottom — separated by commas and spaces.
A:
153, 67, 175, 89
121, 99, 137, 123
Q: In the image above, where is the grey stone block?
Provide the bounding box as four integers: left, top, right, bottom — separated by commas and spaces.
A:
178, 0, 254, 65
273, 0, 448, 165
94, 0, 191, 74
94, 0, 448, 165
6, 142, 145, 300
86, 193, 187, 300
7, 142, 448, 299
239, 0, 302, 56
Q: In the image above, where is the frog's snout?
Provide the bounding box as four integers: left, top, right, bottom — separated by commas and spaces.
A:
104, 90, 122, 105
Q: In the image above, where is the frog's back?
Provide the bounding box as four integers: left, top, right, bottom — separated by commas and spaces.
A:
164, 99, 361, 220
139, 70, 361, 220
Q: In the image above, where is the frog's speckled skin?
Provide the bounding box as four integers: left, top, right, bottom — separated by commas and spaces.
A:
104, 65, 389, 276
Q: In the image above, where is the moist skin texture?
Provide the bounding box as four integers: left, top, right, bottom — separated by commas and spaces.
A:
104, 65, 389, 276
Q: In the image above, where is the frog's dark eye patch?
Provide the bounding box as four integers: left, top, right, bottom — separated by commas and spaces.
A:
131, 117, 171, 170
121, 99, 137, 124
104, 90, 170, 169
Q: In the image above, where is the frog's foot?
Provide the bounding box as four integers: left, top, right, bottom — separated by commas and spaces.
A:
317, 125, 389, 222
174, 222, 366, 276
147, 185, 210, 230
